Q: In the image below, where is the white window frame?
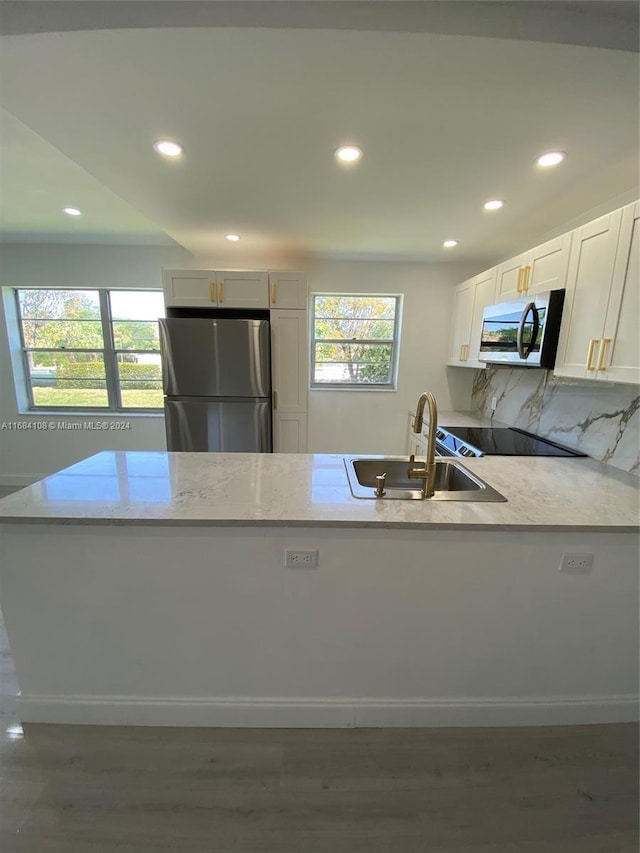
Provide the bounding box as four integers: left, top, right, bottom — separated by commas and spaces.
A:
310, 293, 402, 390
12, 287, 164, 413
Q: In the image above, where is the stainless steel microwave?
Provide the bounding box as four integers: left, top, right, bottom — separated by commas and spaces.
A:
478, 290, 566, 368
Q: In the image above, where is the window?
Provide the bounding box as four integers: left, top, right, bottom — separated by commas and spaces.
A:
311, 294, 401, 388
14, 288, 165, 411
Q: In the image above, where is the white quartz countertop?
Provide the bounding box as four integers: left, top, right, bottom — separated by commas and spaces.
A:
0, 412, 637, 531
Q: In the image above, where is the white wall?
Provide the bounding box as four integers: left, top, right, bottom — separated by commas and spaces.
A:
307, 259, 477, 454
0, 245, 477, 479
0, 243, 190, 484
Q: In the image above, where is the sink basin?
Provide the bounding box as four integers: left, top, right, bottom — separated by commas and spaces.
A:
344, 456, 506, 501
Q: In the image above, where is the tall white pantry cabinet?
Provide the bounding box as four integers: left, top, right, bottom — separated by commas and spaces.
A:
269, 272, 309, 452
162, 269, 309, 452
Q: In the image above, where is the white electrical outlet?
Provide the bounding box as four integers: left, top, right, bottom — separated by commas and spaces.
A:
491, 396, 498, 412
558, 553, 594, 573
285, 549, 319, 568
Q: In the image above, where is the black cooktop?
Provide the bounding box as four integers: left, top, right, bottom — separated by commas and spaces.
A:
438, 426, 587, 457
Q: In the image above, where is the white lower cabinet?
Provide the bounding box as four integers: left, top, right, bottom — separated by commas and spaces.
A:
553, 205, 638, 383
447, 267, 497, 368
273, 412, 308, 453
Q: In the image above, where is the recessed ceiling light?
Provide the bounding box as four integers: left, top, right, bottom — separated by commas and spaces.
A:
334, 145, 363, 163
483, 199, 504, 211
536, 151, 566, 168
443, 240, 458, 248
153, 140, 183, 157
225, 234, 240, 242
63, 207, 81, 216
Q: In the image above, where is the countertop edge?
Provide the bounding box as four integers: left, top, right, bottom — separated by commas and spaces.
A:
0, 517, 637, 533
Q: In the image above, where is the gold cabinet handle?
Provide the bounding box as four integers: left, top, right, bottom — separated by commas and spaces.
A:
218, 281, 224, 302
459, 344, 467, 362
522, 265, 531, 293
415, 443, 420, 456
516, 268, 524, 293
586, 338, 598, 370
596, 338, 611, 371
271, 282, 277, 305
209, 281, 216, 302
273, 390, 278, 410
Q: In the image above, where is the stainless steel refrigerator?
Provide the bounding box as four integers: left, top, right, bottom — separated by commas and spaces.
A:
159, 317, 272, 452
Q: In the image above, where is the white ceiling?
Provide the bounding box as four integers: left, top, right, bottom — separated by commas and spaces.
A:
0, 2, 638, 266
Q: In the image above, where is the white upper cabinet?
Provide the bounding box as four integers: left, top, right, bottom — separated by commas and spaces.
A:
217, 271, 269, 308
269, 271, 308, 309
554, 208, 625, 381
597, 201, 640, 385
162, 269, 269, 308
467, 269, 498, 367
447, 280, 474, 365
495, 250, 529, 301
447, 267, 497, 368
162, 270, 217, 307
496, 233, 572, 301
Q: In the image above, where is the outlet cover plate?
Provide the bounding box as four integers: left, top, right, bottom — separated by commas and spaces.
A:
559, 553, 594, 573
285, 549, 319, 568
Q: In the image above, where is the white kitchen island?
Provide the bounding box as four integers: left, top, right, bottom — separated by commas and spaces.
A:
0, 448, 638, 728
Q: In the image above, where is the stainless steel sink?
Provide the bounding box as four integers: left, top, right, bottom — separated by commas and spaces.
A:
344, 456, 507, 501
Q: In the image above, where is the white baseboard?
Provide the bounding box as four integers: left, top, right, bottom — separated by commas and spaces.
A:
0, 474, 43, 487
17, 694, 640, 728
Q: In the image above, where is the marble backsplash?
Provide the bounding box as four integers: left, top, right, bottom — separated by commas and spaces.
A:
471, 369, 639, 475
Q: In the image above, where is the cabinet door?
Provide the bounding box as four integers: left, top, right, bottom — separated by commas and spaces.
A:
163, 270, 216, 307
270, 309, 308, 413
554, 210, 623, 379
447, 280, 474, 365
273, 412, 308, 452
407, 411, 426, 457
408, 432, 427, 458
466, 268, 498, 368
599, 201, 640, 384
496, 250, 529, 301
269, 272, 308, 309
526, 233, 572, 296
216, 271, 269, 308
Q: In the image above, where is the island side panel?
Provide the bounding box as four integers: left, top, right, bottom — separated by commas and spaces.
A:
0, 523, 637, 727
